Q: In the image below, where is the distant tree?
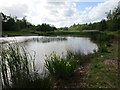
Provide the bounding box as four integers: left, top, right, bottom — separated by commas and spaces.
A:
1, 12, 34, 31
64, 27, 68, 30
99, 19, 107, 31
1, 14, 17, 31
36, 23, 56, 32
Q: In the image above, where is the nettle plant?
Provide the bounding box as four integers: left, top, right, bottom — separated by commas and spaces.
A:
44, 51, 79, 80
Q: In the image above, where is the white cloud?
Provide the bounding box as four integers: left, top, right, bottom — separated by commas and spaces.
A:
85, 7, 92, 10
44, 0, 109, 2
1, 4, 28, 18
0, 0, 119, 27
76, 0, 119, 24
26, 1, 78, 27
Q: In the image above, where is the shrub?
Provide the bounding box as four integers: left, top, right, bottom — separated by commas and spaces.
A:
45, 51, 78, 80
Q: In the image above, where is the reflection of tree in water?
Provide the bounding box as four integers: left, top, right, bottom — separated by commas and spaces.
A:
23, 37, 67, 43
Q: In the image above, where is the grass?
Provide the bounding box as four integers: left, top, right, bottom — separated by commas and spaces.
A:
2, 30, 38, 36
1, 43, 53, 88
86, 32, 119, 88
66, 51, 96, 65
35, 30, 100, 36
2, 30, 100, 36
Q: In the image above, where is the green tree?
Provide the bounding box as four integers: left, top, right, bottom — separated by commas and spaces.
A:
107, 3, 120, 31
1, 12, 34, 31
36, 23, 56, 32
99, 19, 107, 31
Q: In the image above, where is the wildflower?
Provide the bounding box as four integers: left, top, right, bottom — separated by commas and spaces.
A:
57, 55, 61, 58
66, 63, 71, 67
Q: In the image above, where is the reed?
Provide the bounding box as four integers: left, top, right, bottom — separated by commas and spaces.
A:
1, 43, 53, 88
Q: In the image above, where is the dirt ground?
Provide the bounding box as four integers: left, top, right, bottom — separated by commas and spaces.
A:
54, 64, 89, 88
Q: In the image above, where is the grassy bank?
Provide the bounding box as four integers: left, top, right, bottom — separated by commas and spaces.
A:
33, 30, 100, 36
86, 31, 119, 88
2, 30, 38, 36
2, 30, 100, 36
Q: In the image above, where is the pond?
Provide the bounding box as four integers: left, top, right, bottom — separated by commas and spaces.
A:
0, 36, 98, 75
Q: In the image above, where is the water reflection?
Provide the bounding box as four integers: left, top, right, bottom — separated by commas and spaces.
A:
0, 36, 98, 75
23, 37, 67, 43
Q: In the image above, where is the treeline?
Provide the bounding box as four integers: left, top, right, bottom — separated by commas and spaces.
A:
68, 22, 99, 31
1, 3, 120, 32
99, 5, 120, 31
0, 13, 56, 32
62, 4, 120, 31
36, 23, 56, 32
1, 13, 33, 31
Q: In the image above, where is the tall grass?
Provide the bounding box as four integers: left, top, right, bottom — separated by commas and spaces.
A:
1, 43, 53, 88
91, 32, 115, 44
67, 51, 96, 65
90, 32, 116, 54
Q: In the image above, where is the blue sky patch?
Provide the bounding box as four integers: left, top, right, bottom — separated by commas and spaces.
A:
75, 2, 102, 11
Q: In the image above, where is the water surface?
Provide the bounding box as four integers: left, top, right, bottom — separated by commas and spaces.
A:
0, 36, 98, 74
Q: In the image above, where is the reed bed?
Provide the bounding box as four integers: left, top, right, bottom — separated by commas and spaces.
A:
1, 43, 53, 88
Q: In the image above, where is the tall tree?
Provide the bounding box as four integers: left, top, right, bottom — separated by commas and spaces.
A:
99, 19, 107, 31
107, 2, 120, 31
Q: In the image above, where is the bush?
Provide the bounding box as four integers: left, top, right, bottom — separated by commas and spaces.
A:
45, 51, 78, 80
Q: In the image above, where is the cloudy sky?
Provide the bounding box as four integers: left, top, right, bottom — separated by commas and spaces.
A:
0, 0, 119, 27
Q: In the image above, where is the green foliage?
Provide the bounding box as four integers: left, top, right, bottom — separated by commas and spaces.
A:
98, 44, 108, 53
1, 43, 53, 88
68, 22, 100, 31
45, 51, 78, 80
87, 43, 118, 88
0, 12, 57, 34
36, 23, 57, 32
91, 32, 116, 54
1, 13, 33, 31
91, 32, 115, 44
106, 4, 120, 31
67, 51, 95, 64
99, 19, 107, 31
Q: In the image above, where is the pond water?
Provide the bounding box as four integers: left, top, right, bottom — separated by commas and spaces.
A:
0, 36, 98, 75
